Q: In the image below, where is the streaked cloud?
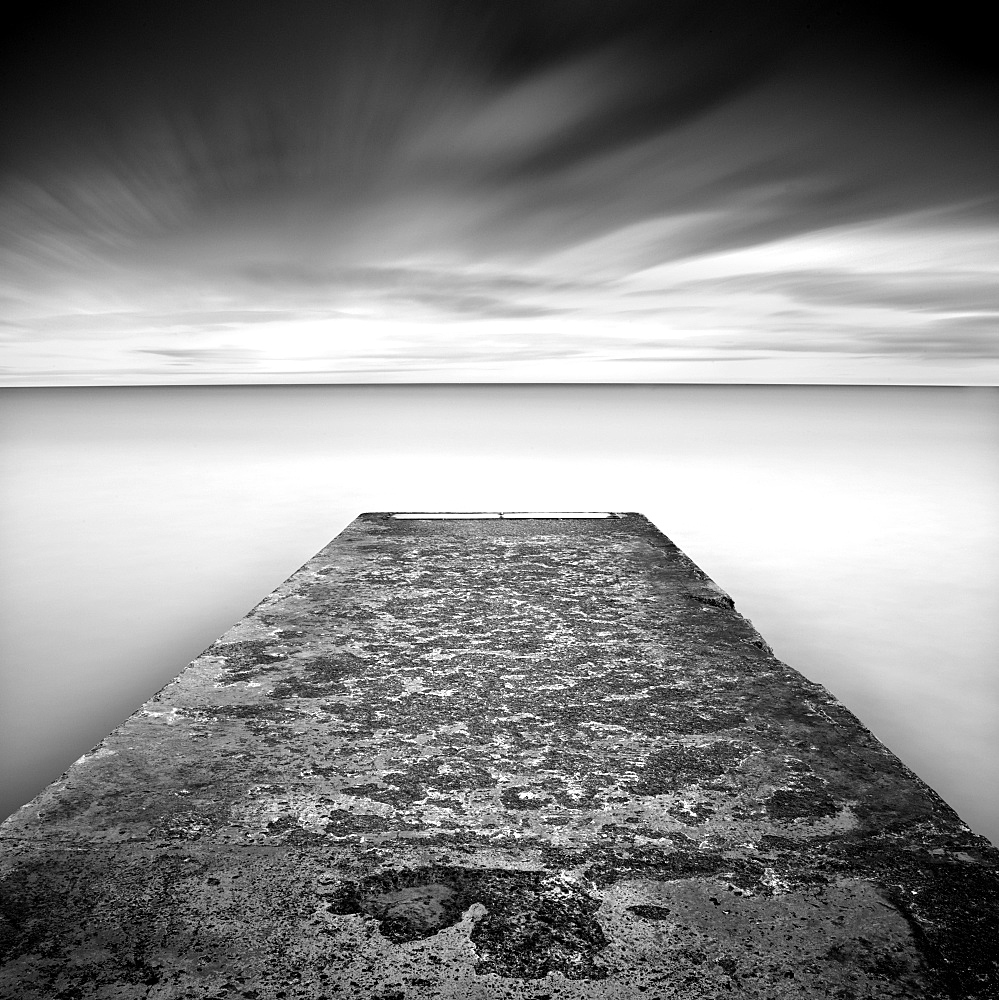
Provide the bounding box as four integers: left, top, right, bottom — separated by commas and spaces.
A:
1, 2, 996, 383
135, 347, 262, 369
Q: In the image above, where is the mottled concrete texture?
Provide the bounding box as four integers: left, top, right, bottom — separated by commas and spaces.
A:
2, 512, 997, 999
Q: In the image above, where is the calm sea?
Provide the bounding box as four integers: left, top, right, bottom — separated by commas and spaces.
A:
2, 384, 996, 844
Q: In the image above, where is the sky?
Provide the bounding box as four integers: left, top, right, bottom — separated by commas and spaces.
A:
1, 1, 997, 384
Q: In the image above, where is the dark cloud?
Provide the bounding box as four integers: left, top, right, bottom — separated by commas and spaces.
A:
237, 262, 585, 293
0, 3, 799, 164
601, 354, 766, 364
661, 270, 999, 316
713, 319, 998, 359
864, 319, 998, 358
234, 262, 579, 320
2, 2, 998, 381
6, 1, 993, 245
397, 294, 566, 321
5, 4, 996, 260
133, 347, 261, 368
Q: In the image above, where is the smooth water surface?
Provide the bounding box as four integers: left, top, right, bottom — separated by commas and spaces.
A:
1, 385, 996, 843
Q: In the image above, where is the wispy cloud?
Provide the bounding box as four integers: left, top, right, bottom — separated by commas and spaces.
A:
1, 2, 997, 383
134, 347, 262, 368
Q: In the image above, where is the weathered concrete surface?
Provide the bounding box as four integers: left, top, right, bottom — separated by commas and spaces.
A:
2, 512, 997, 999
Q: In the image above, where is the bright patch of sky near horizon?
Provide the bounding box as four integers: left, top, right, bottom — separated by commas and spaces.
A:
1, 2, 997, 383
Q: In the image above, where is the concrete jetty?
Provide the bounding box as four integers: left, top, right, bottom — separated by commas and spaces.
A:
2, 512, 997, 998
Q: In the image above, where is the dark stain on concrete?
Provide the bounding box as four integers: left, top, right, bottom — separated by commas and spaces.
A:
326, 865, 609, 980
628, 740, 751, 795
627, 903, 674, 920
270, 650, 367, 699
212, 638, 289, 684
2, 512, 998, 998
766, 783, 838, 820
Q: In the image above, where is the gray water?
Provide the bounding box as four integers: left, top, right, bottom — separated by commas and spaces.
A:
2, 385, 996, 844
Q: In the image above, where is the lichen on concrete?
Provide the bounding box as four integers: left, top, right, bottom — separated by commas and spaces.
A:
2, 512, 997, 998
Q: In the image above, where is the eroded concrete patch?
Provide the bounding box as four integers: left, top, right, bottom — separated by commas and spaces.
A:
327, 866, 608, 979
